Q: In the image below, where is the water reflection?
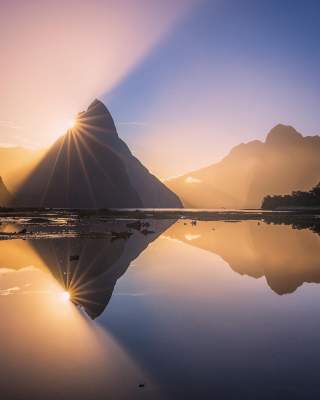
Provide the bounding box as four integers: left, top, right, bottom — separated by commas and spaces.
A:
166, 219, 320, 294
0, 220, 173, 319
31, 220, 172, 318
0, 220, 173, 399
1, 217, 320, 399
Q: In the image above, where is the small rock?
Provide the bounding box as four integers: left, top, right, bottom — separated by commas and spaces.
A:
126, 221, 142, 231
111, 231, 133, 241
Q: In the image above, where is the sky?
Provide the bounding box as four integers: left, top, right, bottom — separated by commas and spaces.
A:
1, 0, 320, 178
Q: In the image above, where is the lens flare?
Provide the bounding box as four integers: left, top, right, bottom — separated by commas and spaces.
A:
60, 290, 71, 302
67, 118, 76, 129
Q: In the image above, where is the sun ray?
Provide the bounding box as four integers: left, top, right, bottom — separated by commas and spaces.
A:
40, 134, 67, 206
68, 238, 113, 293
75, 125, 119, 192
72, 130, 97, 208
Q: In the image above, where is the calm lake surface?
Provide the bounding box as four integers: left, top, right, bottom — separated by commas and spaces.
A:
1, 217, 320, 399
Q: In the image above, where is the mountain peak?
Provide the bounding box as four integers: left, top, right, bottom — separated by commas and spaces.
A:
87, 98, 108, 112
265, 124, 303, 145
77, 98, 117, 136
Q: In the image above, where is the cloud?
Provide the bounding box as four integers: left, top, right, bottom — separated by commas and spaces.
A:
0, 120, 23, 130
184, 234, 201, 241
0, 286, 20, 296
185, 176, 202, 183
118, 121, 150, 127
0, 266, 39, 275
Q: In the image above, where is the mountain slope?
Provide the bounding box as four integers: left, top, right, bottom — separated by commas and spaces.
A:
14, 99, 181, 208
77, 99, 182, 208
0, 177, 11, 206
166, 124, 320, 209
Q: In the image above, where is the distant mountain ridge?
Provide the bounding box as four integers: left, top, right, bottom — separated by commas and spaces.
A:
166, 124, 320, 209
12, 99, 181, 208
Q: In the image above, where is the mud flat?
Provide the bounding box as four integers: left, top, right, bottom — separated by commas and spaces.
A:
0, 207, 319, 240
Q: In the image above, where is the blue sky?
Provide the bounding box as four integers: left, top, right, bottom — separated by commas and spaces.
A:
102, 0, 320, 177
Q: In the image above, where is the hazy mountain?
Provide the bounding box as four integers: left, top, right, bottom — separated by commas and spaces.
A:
166, 124, 320, 209
0, 177, 11, 206
0, 147, 44, 192
14, 99, 181, 208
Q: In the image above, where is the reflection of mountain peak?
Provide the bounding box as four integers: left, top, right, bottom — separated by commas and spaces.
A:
166, 220, 320, 296
30, 220, 174, 319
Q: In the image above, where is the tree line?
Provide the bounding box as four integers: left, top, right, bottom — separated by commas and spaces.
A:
261, 182, 320, 209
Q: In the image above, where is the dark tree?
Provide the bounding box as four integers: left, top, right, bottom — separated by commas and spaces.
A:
261, 183, 320, 209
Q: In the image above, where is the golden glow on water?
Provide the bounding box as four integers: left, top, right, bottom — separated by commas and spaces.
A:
0, 261, 149, 398
1, 221, 320, 398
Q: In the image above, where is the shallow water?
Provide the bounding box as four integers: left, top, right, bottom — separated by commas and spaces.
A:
1, 218, 320, 399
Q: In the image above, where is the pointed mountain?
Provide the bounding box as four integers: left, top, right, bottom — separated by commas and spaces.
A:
166, 124, 320, 208
77, 99, 182, 208
14, 99, 181, 208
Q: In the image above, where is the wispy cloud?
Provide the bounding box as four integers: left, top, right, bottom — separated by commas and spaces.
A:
118, 121, 150, 127
184, 234, 201, 241
0, 120, 23, 130
0, 286, 20, 296
185, 176, 202, 183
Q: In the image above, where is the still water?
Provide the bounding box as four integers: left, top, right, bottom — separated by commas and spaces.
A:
1, 218, 320, 399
